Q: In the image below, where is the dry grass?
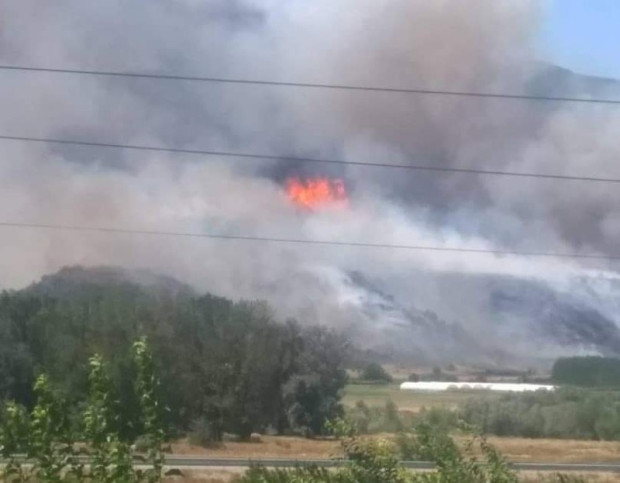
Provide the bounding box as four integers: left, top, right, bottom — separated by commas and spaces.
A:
170, 436, 339, 459
520, 472, 620, 482
486, 436, 620, 463
172, 434, 620, 464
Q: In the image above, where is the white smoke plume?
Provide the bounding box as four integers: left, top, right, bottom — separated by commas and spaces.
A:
2, 0, 620, 363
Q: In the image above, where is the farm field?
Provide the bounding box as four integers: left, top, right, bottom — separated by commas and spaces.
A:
342, 383, 501, 411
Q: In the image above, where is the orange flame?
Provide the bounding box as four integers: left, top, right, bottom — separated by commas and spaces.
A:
286, 177, 349, 210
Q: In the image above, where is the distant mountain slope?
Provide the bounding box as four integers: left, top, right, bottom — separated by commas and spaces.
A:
12, 265, 620, 368
529, 64, 620, 98
305, 268, 620, 367
489, 276, 620, 356
26, 266, 194, 301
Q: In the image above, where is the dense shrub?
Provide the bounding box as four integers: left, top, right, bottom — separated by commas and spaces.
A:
346, 400, 460, 436
359, 363, 393, 384
345, 400, 413, 434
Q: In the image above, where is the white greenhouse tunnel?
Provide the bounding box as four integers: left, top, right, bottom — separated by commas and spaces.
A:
400, 382, 556, 392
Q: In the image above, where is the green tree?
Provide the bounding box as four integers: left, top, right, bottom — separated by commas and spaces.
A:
28, 374, 79, 482
132, 337, 165, 482
283, 327, 348, 436
0, 337, 167, 482
0, 402, 29, 482
552, 356, 620, 387
360, 363, 393, 384
83, 354, 133, 482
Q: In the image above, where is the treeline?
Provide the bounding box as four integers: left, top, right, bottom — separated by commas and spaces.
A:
461, 388, 620, 440
346, 388, 620, 442
552, 356, 620, 387
345, 386, 620, 441
0, 267, 348, 441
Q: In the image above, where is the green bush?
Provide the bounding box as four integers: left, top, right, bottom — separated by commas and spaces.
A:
359, 363, 393, 384
345, 400, 416, 434
345, 400, 461, 436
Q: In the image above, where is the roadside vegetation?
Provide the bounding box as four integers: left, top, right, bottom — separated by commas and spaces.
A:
238, 419, 585, 483
0, 338, 165, 482
1, 336, 588, 483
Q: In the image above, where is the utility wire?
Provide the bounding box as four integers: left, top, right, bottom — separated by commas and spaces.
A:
2, 134, 620, 184
0, 221, 616, 261
1, 64, 620, 105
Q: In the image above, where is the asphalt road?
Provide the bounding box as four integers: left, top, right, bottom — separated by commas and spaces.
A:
162, 457, 620, 473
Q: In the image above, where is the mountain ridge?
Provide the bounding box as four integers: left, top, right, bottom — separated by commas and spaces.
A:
16, 265, 620, 368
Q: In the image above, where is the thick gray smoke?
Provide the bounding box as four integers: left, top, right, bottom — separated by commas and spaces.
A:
2, 0, 620, 364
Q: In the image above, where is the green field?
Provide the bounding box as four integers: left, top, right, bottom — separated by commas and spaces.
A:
343, 383, 500, 412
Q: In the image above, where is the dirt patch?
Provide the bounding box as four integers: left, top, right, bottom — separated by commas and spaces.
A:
164, 469, 241, 483
170, 436, 339, 459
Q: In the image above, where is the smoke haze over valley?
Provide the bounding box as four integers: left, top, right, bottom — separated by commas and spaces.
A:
2, 1, 620, 365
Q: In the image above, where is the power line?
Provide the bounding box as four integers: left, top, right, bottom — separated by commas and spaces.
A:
1, 64, 620, 105
2, 134, 620, 184
0, 221, 616, 261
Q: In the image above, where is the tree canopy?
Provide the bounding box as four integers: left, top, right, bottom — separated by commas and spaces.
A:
0, 267, 349, 440
552, 356, 620, 387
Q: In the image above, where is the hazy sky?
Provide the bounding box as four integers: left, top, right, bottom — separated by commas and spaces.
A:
543, 0, 620, 79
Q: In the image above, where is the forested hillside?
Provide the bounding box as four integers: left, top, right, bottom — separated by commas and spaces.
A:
0, 266, 348, 440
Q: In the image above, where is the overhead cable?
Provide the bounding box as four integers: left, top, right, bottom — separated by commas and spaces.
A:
0, 221, 616, 261
2, 134, 620, 184
1, 64, 620, 105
